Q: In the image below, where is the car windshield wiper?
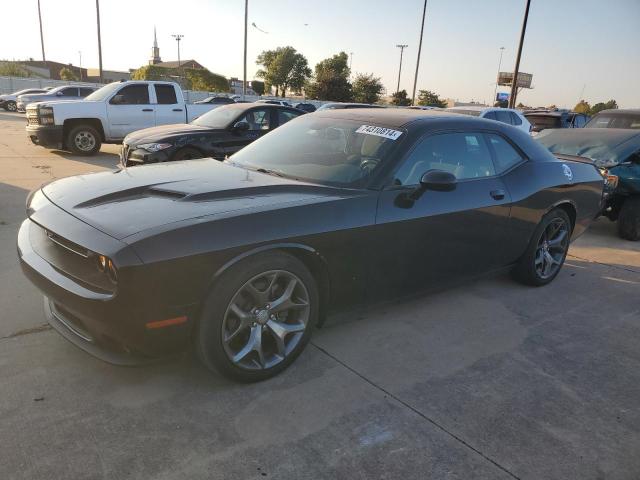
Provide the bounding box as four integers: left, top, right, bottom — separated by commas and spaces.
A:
255, 167, 287, 178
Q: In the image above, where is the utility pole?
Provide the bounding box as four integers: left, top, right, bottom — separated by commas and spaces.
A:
37, 0, 46, 62
78, 51, 82, 81
509, 0, 531, 108
243, 0, 248, 99
172, 34, 184, 85
492, 47, 505, 105
411, 0, 428, 105
349, 52, 353, 71
395, 44, 408, 94
96, 0, 103, 83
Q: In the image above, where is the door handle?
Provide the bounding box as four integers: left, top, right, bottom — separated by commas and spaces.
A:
142, 108, 153, 112
172, 108, 183, 112
490, 189, 505, 200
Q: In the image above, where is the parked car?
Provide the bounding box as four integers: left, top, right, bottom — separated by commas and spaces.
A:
407, 106, 442, 110
0, 88, 49, 111
524, 110, 590, 134
446, 106, 532, 134
25, 81, 220, 156
193, 96, 236, 105
18, 109, 603, 381
316, 102, 385, 110
293, 102, 317, 113
256, 99, 293, 107
17, 85, 97, 112
121, 103, 304, 166
537, 128, 640, 240
585, 109, 640, 129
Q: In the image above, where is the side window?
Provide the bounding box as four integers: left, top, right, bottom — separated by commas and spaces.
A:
494, 110, 513, 125
277, 109, 300, 126
574, 115, 586, 128
111, 85, 150, 105
510, 112, 522, 125
79, 88, 94, 97
154, 85, 177, 104
393, 132, 495, 186
486, 133, 524, 173
62, 88, 79, 97
240, 108, 271, 131
483, 111, 498, 121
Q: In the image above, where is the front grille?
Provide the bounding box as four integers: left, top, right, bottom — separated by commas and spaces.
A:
30, 222, 116, 294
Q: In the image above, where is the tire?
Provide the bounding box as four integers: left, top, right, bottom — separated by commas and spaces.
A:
617, 197, 640, 241
513, 208, 572, 286
5, 101, 17, 112
172, 147, 203, 161
196, 251, 319, 382
66, 125, 102, 156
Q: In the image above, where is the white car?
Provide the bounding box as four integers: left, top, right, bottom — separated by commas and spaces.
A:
446, 106, 532, 134
0, 88, 49, 112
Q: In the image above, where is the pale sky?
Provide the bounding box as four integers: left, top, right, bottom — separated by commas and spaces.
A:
1, 0, 638, 108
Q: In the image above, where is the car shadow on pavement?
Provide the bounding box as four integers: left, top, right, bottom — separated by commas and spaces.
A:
48, 149, 121, 169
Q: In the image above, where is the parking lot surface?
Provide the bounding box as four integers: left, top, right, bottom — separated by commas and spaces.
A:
1, 111, 639, 479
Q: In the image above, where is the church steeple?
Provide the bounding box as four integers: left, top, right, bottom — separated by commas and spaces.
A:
149, 26, 162, 65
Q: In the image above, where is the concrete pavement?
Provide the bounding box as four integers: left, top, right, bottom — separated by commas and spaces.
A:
1, 112, 639, 479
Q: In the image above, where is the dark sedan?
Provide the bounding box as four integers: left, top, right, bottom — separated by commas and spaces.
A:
18, 109, 604, 381
120, 103, 304, 166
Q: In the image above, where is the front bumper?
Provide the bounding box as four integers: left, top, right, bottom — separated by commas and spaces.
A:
26, 124, 64, 149
17, 102, 27, 112
17, 213, 194, 365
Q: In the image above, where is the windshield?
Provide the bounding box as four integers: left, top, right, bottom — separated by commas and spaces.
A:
447, 109, 482, 117
586, 113, 640, 129
228, 116, 403, 187
84, 82, 121, 101
191, 104, 247, 128
536, 130, 640, 167
526, 115, 562, 131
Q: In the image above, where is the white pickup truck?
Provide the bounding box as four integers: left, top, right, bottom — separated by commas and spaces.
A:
25, 81, 220, 156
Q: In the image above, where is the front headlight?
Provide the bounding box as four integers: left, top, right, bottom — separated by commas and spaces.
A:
137, 143, 172, 153
95, 254, 118, 284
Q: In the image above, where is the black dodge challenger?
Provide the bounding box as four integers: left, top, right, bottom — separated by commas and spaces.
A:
120, 103, 304, 166
18, 109, 604, 381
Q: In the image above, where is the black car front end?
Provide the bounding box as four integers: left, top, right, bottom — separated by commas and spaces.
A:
17, 189, 197, 364
25, 105, 64, 149
120, 141, 177, 167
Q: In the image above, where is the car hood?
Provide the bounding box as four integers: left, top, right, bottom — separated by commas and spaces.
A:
41, 159, 346, 240
124, 124, 216, 145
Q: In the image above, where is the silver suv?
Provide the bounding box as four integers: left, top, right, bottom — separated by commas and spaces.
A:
17, 85, 96, 112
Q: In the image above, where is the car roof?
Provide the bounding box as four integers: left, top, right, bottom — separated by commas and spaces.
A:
540, 127, 640, 144
593, 109, 640, 115
524, 111, 571, 117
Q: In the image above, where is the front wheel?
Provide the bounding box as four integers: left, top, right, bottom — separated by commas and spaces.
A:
66, 125, 102, 156
196, 251, 319, 382
513, 209, 572, 286
617, 197, 640, 241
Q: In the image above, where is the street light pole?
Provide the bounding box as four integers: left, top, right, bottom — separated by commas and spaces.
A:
243, 0, 248, 99
509, 0, 531, 108
78, 51, 82, 81
37, 0, 46, 62
95, 0, 103, 83
492, 46, 505, 105
411, 0, 428, 105
395, 44, 408, 94
172, 34, 183, 67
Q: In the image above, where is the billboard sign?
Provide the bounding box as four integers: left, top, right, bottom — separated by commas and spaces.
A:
497, 72, 533, 88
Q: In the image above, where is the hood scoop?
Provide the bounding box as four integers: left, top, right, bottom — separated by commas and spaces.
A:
74, 183, 187, 209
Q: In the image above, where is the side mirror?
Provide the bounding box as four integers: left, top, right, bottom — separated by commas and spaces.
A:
232, 121, 250, 133
110, 94, 125, 105
420, 170, 457, 191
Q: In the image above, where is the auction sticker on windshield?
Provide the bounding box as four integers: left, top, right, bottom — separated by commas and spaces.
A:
356, 125, 403, 140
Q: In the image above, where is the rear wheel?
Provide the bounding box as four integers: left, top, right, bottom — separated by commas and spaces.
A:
5, 101, 17, 112
172, 147, 203, 161
513, 208, 571, 286
66, 125, 101, 156
196, 251, 319, 382
617, 197, 640, 241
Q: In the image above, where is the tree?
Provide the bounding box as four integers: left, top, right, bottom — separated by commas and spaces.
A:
305, 52, 352, 102
416, 89, 447, 108
131, 65, 229, 92
352, 73, 384, 104
590, 99, 618, 116
391, 89, 411, 106
256, 46, 311, 97
131, 65, 171, 81
251, 80, 265, 96
0, 62, 32, 77
59, 67, 78, 81
574, 100, 591, 114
